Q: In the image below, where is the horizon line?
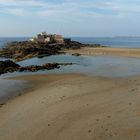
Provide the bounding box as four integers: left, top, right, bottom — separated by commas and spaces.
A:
1, 36, 140, 38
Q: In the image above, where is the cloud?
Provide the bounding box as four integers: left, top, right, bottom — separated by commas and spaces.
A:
1, 0, 140, 37
0, 0, 140, 17
1, 8, 26, 16
103, 1, 140, 14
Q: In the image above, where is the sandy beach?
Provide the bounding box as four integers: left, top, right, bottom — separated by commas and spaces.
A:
1, 0, 140, 139
65, 47, 140, 58
0, 73, 140, 140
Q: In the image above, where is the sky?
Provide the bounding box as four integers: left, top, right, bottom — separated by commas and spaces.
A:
0, 0, 140, 37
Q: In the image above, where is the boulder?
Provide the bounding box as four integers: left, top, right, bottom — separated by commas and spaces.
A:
0, 60, 20, 74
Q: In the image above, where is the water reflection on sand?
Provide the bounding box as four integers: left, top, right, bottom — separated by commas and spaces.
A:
1, 54, 140, 102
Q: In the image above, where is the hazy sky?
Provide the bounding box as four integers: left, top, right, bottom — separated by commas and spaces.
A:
0, 0, 140, 37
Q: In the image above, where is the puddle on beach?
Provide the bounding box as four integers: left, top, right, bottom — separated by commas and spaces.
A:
16, 54, 140, 77
1, 54, 140, 102
0, 78, 31, 104
1, 54, 140, 78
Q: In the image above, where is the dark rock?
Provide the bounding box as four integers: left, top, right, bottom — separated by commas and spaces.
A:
0, 60, 20, 68
0, 41, 61, 61
0, 60, 20, 74
64, 38, 71, 44
64, 41, 83, 49
0, 60, 73, 75
48, 124, 51, 126
72, 53, 81, 56
0, 40, 82, 61
0, 102, 5, 108
0, 39, 104, 61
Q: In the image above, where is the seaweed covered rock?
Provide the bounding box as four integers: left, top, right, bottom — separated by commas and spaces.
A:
0, 60, 73, 75
0, 41, 61, 61
0, 39, 86, 61
64, 41, 83, 49
0, 60, 20, 74
0, 60, 20, 68
18, 63, 60, 72
0, 39, 104, 62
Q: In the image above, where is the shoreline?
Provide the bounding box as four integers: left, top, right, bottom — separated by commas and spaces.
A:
1, 48, 140, 139
65, 47, 140, 58
1, 46, 140, 104
0, 73, 140, 139
0, 77, 34, 105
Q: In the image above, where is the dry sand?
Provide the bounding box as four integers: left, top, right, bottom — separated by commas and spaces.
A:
0, 73, 140, 140
65, 47, 140, 58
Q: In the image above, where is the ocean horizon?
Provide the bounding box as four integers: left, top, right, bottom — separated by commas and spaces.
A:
1, 37, 140, 49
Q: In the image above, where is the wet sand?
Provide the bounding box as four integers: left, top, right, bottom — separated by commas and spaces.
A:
0, 79, 32, 104
65, 47, 140, 58
0, 73, 140, 140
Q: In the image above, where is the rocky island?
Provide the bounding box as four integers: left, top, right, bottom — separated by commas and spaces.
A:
0, 32, 103, 62
0, 32, 104, 75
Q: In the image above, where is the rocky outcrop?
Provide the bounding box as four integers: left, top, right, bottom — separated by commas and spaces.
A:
0, 41, 62, 61
0, 60, 20, 74
63, 41, 83, 49
0, 40, 104, 62
0, 41, 82, 61
0, 60, 73, 75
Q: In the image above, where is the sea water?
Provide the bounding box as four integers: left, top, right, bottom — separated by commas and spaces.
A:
0, 54, 139, 78
0, 37, 29, 49
1, 37, 140, 49
72, 37, 140, 48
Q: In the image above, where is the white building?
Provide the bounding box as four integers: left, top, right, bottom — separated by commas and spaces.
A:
29, 32, 64, 44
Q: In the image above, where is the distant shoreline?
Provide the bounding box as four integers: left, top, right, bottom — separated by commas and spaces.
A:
2, 37, 140, 50
65, 46, 140, 58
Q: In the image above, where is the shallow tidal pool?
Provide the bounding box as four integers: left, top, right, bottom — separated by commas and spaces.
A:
1, 54, 140, 102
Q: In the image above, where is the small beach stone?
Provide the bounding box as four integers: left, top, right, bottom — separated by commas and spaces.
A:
107, 115, 111, 118
48, 124, 51, 126
88, 130, 92, 133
